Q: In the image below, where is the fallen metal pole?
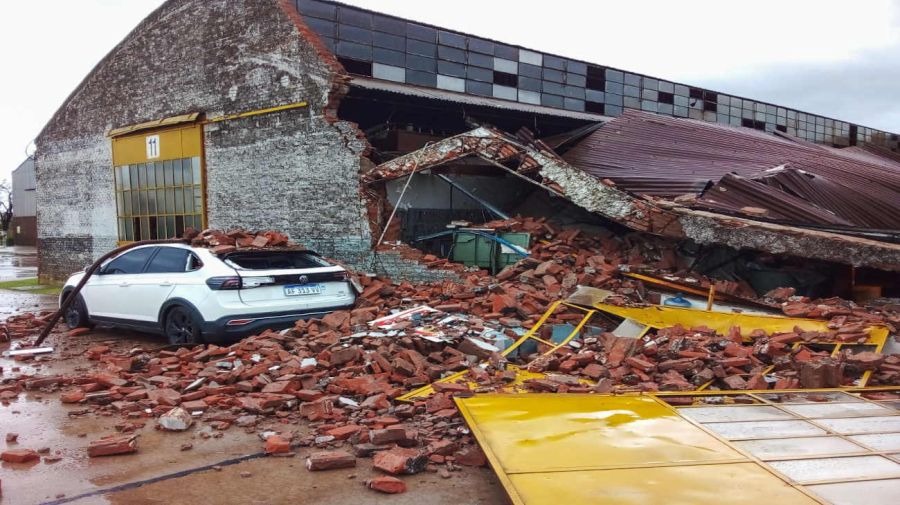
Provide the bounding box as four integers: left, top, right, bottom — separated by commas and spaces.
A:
34, 238, 187, 347
436, 173, 509, 219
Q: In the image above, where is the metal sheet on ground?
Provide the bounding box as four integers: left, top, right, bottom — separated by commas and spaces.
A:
455, 394, 816, 505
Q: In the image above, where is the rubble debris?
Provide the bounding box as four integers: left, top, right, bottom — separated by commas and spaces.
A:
187, 228, 297, 253
1, 449, 40, 463
306, 450, 356, 471
87, 435, 138, 457
0, 222, 897, 491
366, 476, 407, 494
158, 407, 194, 431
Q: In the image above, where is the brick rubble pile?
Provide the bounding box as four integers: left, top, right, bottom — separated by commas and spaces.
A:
1, 219, 898, 493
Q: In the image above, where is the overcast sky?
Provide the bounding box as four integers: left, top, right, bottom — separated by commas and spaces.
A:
2, 0, 898, 184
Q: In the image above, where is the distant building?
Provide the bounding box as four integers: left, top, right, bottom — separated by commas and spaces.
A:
11, 158, 37, 246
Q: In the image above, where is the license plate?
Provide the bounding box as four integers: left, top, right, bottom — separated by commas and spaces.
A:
284, 284, 325, 296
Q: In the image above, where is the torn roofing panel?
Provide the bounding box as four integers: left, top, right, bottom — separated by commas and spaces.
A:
366, 127, 900, 270
560, 110, 900, 229
695, 172, 854, 227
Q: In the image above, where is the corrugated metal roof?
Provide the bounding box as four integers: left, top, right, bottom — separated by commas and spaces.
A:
562, 110, 900, 229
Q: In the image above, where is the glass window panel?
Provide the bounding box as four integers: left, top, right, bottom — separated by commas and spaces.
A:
175, 215, 185, 237
173, 159, 183, 186
146, 163, 156, 188
140, 217, 150, 240
155, 162, 165, 187
192, 157, 201, 185
182, 160, 193, 185
121, 165, 131, 190
157, 189, 167, 214
849, 433, 900, 451
157, 216, 167, 240
781, 402, 894, 419
166, 216, 176, 239
129, 165, 139, 190
808, 479, 900, 505
116, 192, 124, 216
114, 166, 123, 190
768, 456, 900, 484
703, 420, 825, 439
141, 163, 150, 189
148, 217, 158, 240
734, 436, 863, 459
184, 188, 194, 214
679, 406, 794, 423
194, 190, 203, 213
131, 190, 141, 215
167, 188, 177, 213
139, 190, 148, 215
124, 218, 133, 241
147, 190, 157, 214
164, 160, 174, 187
183, 214, 194, 230
174, 187, 183, 213
817, 416, 900, 434
118, 219, 125, 241
132, 217, 142, 242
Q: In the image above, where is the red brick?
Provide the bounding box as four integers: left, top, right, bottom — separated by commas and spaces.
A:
373, 447, 427, 475
366, 476, 407, 494
265, 435, 291, 454
87, 435, 138, 457
1, 449, 40, 463
306, 450, 356, 471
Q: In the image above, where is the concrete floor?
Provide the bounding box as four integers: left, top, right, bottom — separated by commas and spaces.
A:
0, 249, 506, 505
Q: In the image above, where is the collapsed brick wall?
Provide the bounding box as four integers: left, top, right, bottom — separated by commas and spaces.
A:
370, 250, 462, 284
34, 0, 373, 281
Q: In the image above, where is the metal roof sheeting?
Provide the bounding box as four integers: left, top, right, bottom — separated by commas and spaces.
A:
561, 110, 900, 230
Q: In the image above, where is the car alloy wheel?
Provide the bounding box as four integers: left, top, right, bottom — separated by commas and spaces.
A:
165, 307, 198, 345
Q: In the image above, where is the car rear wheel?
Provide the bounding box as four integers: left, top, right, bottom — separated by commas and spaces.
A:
63, 293, 91, 330
164, 306, 201, 346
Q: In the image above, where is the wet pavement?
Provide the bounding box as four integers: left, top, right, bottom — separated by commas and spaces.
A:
1, 326, 503, 505
0, 288, 503, 504
0, 246, 39, 282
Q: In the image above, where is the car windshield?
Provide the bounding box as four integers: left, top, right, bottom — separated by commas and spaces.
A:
223, 251, 331, 270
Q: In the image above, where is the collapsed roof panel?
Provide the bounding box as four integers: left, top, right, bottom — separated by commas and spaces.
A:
560, 110, 900, 229
366, 126, 900, 270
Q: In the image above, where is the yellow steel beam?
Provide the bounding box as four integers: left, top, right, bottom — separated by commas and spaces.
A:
205, 101, 308, 123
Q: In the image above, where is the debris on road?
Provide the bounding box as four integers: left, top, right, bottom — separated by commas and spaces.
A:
366, 475, 407, 494
1, 449, 40, 463
158, 407, 194, 431
87, 435, 138, 458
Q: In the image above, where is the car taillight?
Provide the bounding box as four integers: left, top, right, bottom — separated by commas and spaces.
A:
206, 276, 242, 290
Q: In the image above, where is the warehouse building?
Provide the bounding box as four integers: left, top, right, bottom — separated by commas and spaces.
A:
10, 158, 37, 246
34, 0, 900, 287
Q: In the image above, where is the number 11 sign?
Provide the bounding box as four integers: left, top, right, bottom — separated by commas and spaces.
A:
146, 135, 160, 159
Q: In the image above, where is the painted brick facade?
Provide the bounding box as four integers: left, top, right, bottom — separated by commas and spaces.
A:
35, 0, 373, 282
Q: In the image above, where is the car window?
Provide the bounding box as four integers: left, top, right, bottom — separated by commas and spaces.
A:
224, 251, 331, 270
104, 247, 156, 275
145, 247, 191, 273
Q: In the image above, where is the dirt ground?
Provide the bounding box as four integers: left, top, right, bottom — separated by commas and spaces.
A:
0, 252, 506, 505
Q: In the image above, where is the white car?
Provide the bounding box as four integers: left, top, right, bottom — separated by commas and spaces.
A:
59, 244, 356, 344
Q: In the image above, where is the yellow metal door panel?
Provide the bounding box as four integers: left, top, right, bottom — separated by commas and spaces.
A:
508, 464, 817, 505
456, 394, 743, 474
112, 124, 203, 165
591, 302, 889, 342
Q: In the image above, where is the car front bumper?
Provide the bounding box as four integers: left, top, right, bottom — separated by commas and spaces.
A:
200, 304, 354, 342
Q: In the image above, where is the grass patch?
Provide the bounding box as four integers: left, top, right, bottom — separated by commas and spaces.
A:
0, 277, 62, 296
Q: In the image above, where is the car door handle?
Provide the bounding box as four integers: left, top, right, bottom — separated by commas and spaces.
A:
159, 281, 173, 287
119, 282, 130, 287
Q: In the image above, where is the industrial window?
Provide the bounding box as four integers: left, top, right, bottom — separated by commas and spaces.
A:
493, 71, 518, 87
111, 123, 205, 243
114, 158, 203, 241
